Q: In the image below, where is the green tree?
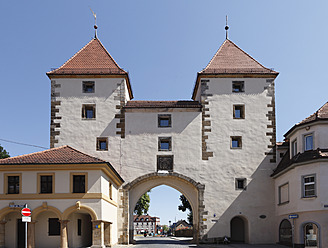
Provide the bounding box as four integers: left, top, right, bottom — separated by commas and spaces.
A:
178, 195, 193, 225
0, 144, 9, 159
162, 225, 169, 233
134, 191, 150, 216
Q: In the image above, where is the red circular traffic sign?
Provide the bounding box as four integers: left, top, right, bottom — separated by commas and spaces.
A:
21, 208, 31, 217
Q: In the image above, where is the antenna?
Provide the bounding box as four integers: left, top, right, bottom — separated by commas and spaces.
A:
90, 7, 98, 38
225, 15, 229, 40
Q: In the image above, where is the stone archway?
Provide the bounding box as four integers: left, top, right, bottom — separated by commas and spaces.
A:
118, 172, 205, 244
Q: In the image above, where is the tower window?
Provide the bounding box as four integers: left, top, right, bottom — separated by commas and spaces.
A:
231, 136, 242, 149
233, 105, 245, 119
82, 81, 95, 93
235, 178, 246, 190
158, 114, 171, 128
232, 81, 244, 93
158, 137, 172, 151
97, 137, 108, 151
82, 104, 96, 119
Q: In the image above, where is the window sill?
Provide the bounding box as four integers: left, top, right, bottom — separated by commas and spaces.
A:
278, 201, 289, 206
96, 149, 108, 151
82, 118, 96, 120
301, 196, 317, 200
231, 147, 242, 149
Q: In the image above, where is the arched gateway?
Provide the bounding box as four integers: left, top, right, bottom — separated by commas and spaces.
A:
119, 172, 205, 244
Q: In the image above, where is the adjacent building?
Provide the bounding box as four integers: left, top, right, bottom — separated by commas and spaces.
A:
133, 215, 160, 235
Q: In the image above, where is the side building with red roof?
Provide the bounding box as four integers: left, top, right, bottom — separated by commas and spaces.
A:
0, 145, 124, 247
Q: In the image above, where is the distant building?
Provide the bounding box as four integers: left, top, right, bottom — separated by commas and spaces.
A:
133, 215, 160, 235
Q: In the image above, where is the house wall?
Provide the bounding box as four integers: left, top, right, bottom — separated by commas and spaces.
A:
288, 123, 328, 158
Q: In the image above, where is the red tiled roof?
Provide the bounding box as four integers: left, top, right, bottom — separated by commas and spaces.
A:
285, 102, 328, 137
125, 100, 201, 109
47, 38, 127, 76
199, 39, 278, 75
0, 145, 106, 165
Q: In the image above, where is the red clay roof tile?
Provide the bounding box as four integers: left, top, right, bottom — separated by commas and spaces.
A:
125, 101, 201, 109
47, 38, 127, 75
0, 145, 106, 165
200, 39, 278, 75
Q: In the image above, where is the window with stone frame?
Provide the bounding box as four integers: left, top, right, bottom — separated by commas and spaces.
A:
302, 174, 316, 198
82, 81, 95, 93
82, 104, 96, 119
278, 183, 289, 204
233, 105, 245, 119
158, 137, 172, 151
235, 178, 246, 190
157, 155, 174, 171
232, 81, 245, 93
231, 136, 242, 149
72, 175, 86, 193
158, 114, 171, 128
7, 175, 20, 194
97, 137, 108, 151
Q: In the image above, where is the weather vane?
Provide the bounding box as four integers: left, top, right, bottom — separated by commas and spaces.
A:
90, 8, 98, 38
225, 15, 229, 40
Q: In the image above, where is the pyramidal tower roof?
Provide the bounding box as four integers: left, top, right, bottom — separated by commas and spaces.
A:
200, 39, 278, 75
47, 38, 127, 76
192, 38, 278, 99
47, 37, 133, 98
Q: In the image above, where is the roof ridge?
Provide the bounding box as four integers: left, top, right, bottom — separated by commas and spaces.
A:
64, 145, 107, 163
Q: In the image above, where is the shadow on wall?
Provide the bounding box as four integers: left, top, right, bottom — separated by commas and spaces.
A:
203, 153, 276, 244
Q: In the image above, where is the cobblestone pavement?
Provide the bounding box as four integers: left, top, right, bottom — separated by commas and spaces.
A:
113, 237, 288, 248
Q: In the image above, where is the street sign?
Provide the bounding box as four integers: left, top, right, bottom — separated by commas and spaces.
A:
288, 214, 299, 219
9, 204, 25, 208
21, 208, 31, 217
22, 217, 31, 222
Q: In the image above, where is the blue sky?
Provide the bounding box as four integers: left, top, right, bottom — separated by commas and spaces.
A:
0, 0, 327, 225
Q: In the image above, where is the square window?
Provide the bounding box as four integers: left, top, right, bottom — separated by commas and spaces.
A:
302, 175, 316, 198
7, 175, 20, 194
158, 137, 172, 151
97, 137, 108, 151
235, 178, 246, 190
157, 155, 174, 171
304, 134, 313, 151
158, 115, 171, 128
231, 136, 242, 149
279, 183, 289, 204
40, 175, 53, 194
232, 81, 244, 93
73, 175, 86, 193
82, 104, 96, 119
82, 81, 95, 93
49, 218, 60, 236
233, 105, 245, 119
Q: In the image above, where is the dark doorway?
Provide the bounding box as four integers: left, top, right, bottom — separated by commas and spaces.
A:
17, 219, 25, 248
279, 219, 292, 246
230, 216, 245, 243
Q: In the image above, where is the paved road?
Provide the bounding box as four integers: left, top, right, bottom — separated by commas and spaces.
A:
113, 237, 288, 248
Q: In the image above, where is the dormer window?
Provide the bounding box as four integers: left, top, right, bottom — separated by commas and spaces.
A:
291, 139, 297, 157
304, 134, 313, 151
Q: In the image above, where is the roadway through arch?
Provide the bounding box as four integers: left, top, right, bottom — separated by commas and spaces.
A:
119, 172, 205, 244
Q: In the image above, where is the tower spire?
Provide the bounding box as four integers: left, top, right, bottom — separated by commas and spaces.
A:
225, 15, 229, 40
90, 8, 98, 39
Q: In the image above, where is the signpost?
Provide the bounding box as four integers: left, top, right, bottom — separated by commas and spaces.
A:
21, 204, 31, 248
288, 214, 299, 248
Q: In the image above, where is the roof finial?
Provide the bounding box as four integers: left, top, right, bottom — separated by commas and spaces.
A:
225, 15, 229, 40
90, 8, 98, 39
